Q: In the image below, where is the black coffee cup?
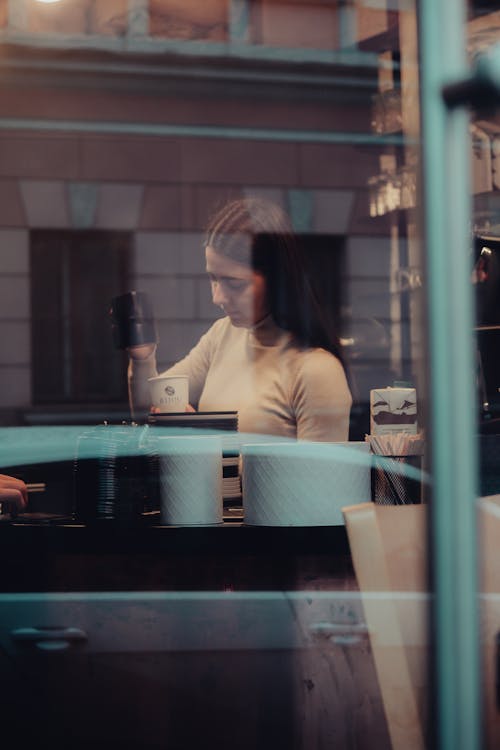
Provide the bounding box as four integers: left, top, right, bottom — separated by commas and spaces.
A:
109, 291, 159, 350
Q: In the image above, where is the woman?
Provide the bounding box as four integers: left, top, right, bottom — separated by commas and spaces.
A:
128, 198, 352, 441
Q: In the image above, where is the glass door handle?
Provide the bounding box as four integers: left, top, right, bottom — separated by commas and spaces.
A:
442, 43, 500, 110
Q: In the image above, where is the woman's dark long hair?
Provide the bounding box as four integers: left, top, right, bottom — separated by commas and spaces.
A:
205, 197, 347, 373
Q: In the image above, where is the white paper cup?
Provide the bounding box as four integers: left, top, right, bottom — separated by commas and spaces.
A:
148, 374, 189, 412
157, 435, 222, 525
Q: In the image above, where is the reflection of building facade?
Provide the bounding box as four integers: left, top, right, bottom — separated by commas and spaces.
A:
0, 1, 412, 427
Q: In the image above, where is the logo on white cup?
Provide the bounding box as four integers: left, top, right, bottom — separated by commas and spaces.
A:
160, 388, 182, 405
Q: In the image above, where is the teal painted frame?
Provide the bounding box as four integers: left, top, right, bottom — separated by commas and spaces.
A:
419, 0, 480, 748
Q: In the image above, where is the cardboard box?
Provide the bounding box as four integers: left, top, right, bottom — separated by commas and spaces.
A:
370, 386, 417, 435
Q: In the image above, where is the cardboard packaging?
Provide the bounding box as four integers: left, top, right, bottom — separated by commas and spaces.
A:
370, 386, 417, 435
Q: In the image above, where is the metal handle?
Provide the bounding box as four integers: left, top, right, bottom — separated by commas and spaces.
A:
11, 626, 88, 651
309, 621, 368, 646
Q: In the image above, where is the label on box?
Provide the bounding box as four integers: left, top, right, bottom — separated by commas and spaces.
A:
370, 387, 417, 435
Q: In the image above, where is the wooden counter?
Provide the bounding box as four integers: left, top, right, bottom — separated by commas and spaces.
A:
0, 520, 355, 593
0, 520, 394, 750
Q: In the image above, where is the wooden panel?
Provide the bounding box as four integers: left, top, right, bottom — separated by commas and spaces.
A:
0, 591, 390, 749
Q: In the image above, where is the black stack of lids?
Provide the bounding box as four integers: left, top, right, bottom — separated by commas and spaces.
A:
147, 411, 238, 432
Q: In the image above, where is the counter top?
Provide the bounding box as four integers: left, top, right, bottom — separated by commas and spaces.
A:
0, 516, 350, 551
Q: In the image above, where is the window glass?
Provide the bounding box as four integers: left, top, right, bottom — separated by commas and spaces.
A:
0, 2, 444, 747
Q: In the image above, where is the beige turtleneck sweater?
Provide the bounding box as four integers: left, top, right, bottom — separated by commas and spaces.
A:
128, 316, 352, 442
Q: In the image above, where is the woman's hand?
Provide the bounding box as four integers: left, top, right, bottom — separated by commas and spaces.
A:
0, 474, 28, 513
127, 343, 156, 361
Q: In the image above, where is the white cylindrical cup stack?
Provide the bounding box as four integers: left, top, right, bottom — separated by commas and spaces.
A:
157, 435, 223, 526
241, 441, 372, 526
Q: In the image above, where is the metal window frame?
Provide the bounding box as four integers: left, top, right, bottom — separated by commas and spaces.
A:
420, 0, 481, 748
